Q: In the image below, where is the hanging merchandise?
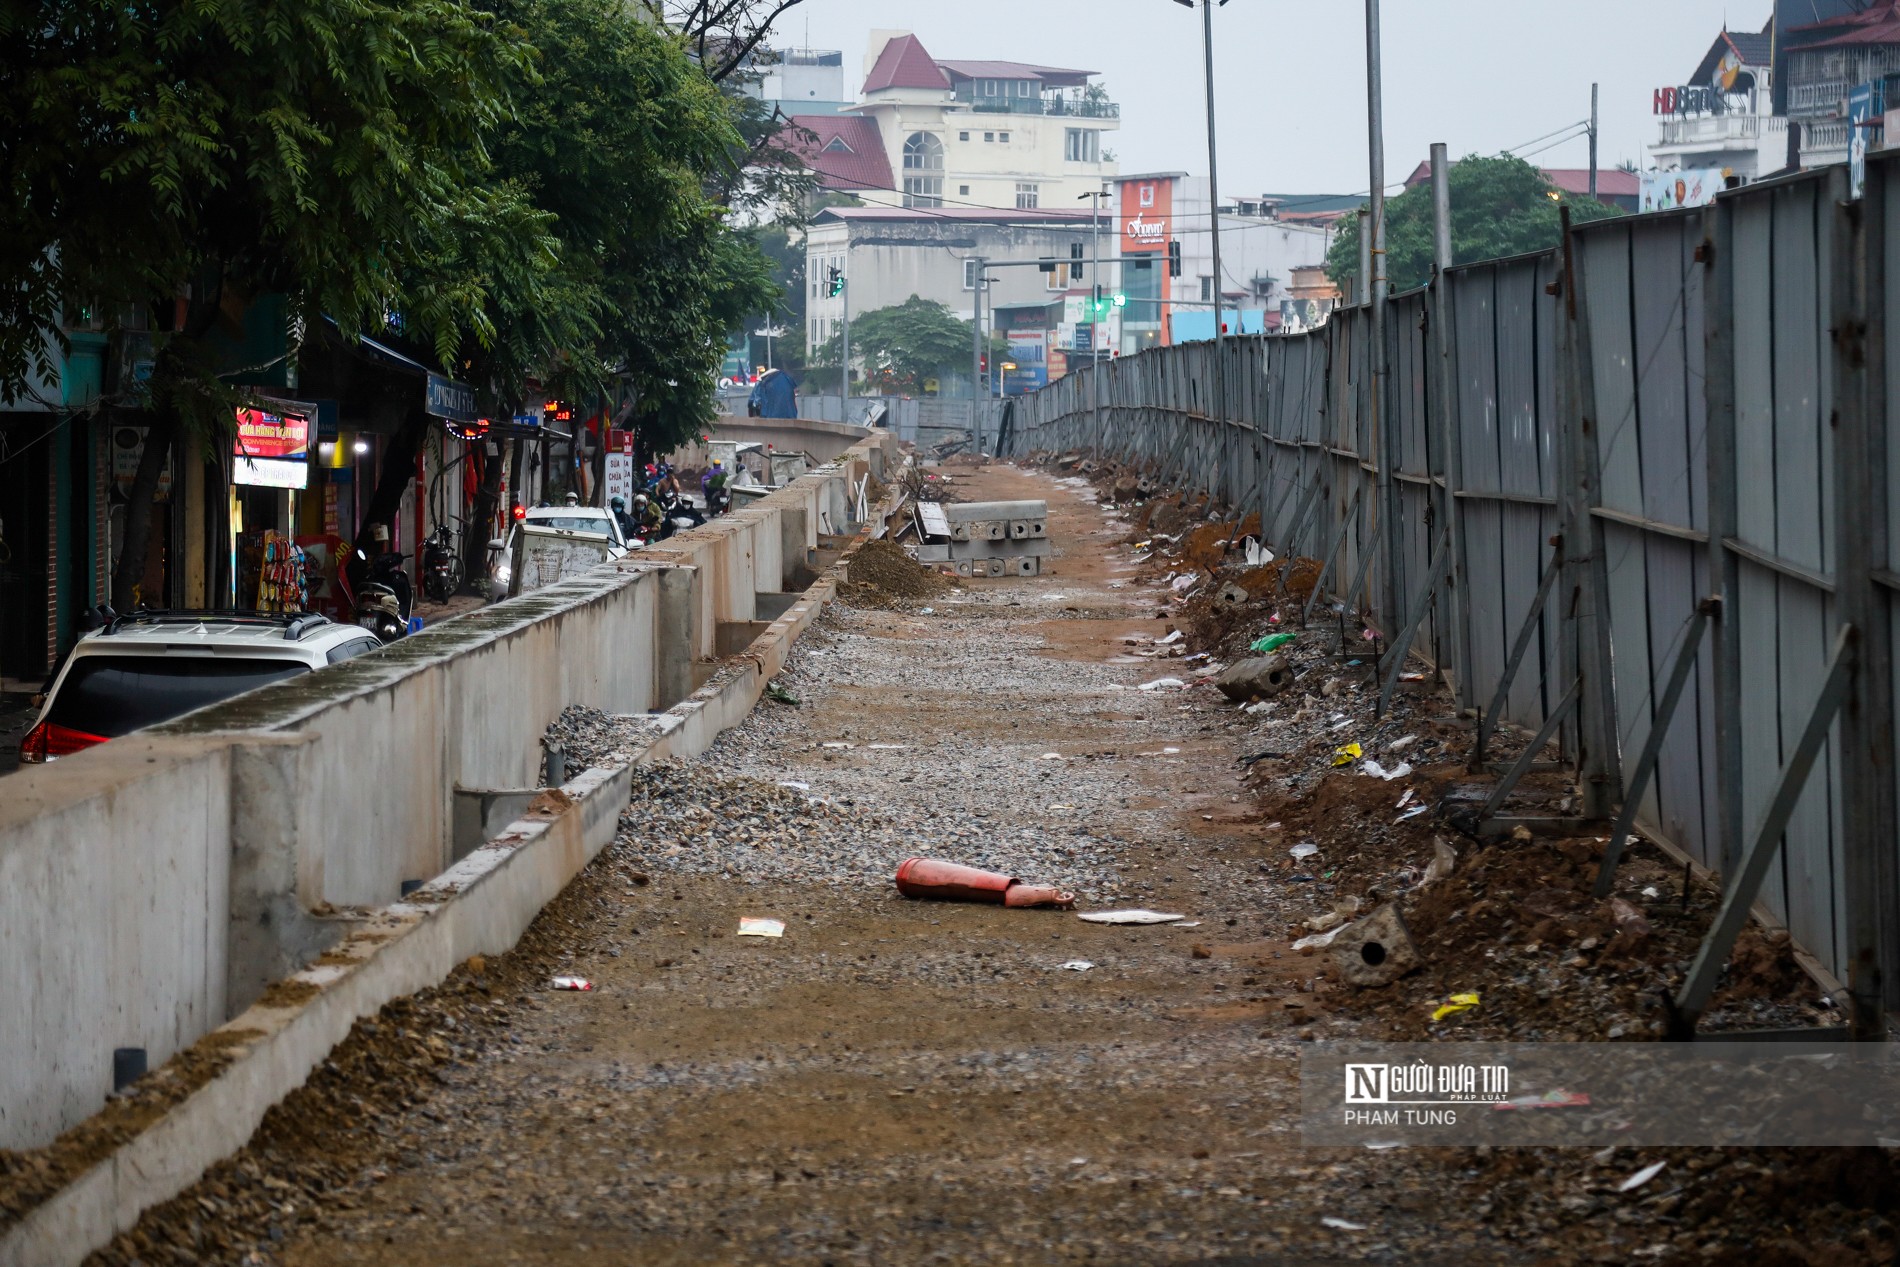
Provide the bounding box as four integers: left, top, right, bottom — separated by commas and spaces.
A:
256, 530, 311, 613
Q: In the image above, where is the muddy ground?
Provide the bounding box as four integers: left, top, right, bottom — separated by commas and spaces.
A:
47, 462, 1899, 1267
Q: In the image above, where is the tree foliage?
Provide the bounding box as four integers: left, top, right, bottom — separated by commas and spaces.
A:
816, 296, 973, 395
1325, 154, 1624, 295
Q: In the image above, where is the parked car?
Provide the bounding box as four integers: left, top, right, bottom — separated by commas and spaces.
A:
19, 611, 382, 764
485, 505, 629, 601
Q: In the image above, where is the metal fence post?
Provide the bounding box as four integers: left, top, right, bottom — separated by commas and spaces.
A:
1830, 165, 1896, 1035
1558, 207, 1622, 819
1429, 143, 1472, 710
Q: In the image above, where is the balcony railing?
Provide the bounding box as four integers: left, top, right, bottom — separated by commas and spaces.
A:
955, 94, 1120, 120
1654, 114, 1786, 147
1789, 79, 1849, 113
1801, 120, 1852, 152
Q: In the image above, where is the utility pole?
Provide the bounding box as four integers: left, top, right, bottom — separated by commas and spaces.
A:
1367, 0, 1402, 637
970, 255, 985, 419
1588, 82, 1600, 202
1197, 0, 1229, 495
1430, 141, 1469, 709
841, 273, 851, 403
1357, 208, 1372, 305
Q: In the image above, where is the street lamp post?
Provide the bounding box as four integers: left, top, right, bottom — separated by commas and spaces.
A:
1175, 0, 1229, 501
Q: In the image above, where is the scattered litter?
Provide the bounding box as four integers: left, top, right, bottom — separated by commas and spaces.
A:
1243, 700, 1274, 715
1170, 572, 1199, 594
1289, 842, 1320, 860
1138, 677, 1188, 691
764, 681, 801, 706
1157, 629, 1185, 645
1397, 805, 1429, 821
1494, 1089, 1592, 1111
1396, 788, 1416, 809
1059, 960, 1095, 972
1398, 671, 1426, 682
1048, 802, 1077, 811
1243, 537, 1270, 566
1619, 1161, 1668, 1193
1331, 742, 1363, 767
1292, 925, 1346, 951
1329, 718, 1354, 732
1387, 734, 1419, 752
777, 780, 811, 791
1431, 991, 1481, 1022
737, 918, 786, 938
1304, 910, 1346, 932
918, 607, 934, 615
1359, 760, 1413, 781
551, 976, 595, 991
1162, 746, 1181, 754
1611, 898, 1652, 938
1250, 631, 1297, 654
1040, 752, 1064, 760
868, 743, 909, 751
1640, 885, 1661, 899
821, 741, 854, 749
1176, 921, 1202, 928
895, 858, 1073, 908
1078, 909, 1186, 925
1364, 1141, 1404, 1151
1321, 1217, 1366, 1232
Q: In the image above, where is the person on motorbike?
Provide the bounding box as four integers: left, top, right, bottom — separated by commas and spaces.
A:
609, 495, 635, 541
632, 493, 664, 540
702, 460, 731, 517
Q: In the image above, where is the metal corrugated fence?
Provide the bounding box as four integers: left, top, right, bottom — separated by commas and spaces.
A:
1003, 160, 1900, 1026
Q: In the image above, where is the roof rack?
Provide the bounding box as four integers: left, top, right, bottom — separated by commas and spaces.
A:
102, 609, 334, 640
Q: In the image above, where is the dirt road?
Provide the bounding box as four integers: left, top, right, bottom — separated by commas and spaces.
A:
87, 464, 1890, 1267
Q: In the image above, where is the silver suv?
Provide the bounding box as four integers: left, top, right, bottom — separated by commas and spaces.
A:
20, 612, 382, 763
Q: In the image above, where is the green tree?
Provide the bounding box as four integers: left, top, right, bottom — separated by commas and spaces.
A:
816, 296, 974, 395
1325, 154, 1623, 296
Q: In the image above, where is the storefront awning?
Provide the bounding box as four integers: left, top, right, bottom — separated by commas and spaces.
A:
355, 334, 478, 424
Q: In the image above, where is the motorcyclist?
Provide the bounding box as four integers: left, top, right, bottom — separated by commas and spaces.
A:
632, 492, 664, 539
701, 460, 730, 516
609, 495, 635, 541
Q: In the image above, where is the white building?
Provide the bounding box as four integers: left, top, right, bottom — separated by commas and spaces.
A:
788, 30, 1120, 211
750, 48, 851, 115
1645, 22, 1785, 206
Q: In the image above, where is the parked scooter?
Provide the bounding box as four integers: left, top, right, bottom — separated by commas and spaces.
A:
418, 522, 462, 603
351, 549, 414, 643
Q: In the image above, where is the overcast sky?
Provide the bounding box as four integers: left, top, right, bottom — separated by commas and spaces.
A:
779, 0, 1768, 195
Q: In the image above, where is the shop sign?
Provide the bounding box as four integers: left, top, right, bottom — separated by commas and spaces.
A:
234, 405, 311, 489
1121, 177, 1172, 254
425, 372, 477, 423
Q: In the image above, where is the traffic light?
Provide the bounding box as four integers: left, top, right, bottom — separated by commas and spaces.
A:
979, 353, 988, 374
827, 266, 844, 297
1070, 242, 1084, 281
1167, 239, 1182, 278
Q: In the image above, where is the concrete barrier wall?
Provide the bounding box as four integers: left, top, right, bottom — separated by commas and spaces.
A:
671, 416, 872, 466
0, 429, 895, 1152
0, 736, 234, 1150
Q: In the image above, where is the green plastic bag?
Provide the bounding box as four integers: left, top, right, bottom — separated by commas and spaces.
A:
1250, 631, 1296, 654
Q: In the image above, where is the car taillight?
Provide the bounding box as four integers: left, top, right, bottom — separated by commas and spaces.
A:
19, 721, 107, 763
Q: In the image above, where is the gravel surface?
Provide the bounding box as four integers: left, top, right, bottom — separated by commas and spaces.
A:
56, 461, 1896, 1267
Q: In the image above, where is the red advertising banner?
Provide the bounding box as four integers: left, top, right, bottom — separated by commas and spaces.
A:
234, 407, 310, 461
1121, 177, 1172, 254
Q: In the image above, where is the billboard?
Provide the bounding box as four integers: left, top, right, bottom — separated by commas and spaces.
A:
233, 405, 311, 489
1121, 177, 1172, 255
1640, 168, 1724, 212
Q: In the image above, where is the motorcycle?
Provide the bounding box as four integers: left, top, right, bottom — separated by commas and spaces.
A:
659, 489, 702, 538
704, 482, 732, 519
419, 522, 462, 603
350, 549, 414, 644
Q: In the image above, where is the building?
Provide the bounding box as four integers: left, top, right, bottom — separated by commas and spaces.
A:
1779, 0, 1900, 169
788, 30, 1120, 210
802, 206, 1099, 396
1646, 20, 1783, 195
747, 47, 852, 116
1109, 174, 1340, 353
1399, 160, 1640, 212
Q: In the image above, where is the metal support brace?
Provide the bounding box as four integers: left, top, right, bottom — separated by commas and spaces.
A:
1591, 599, 1716, 898
1259, 459, 1304, 547
1303, 486, 1365, 623
1471, 539, 1567, 766
1375, 526, 1451, 718
1340, 525, 1382, 622
1274, 471, 1326, 569
1481, 677, 1581, 821
1672, 625, 1855, 1034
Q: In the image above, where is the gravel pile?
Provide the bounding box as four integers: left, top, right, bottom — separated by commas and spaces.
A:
544, 704, 665, 771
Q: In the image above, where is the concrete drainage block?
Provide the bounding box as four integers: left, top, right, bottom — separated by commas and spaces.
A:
1329, 903, 1421, 987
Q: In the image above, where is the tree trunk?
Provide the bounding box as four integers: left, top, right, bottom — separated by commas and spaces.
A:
111, 411, 176, 612
352, 408, 429, 559
465, 442, 504, 583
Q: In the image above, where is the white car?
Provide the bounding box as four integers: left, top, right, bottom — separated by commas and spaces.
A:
20, 612, 383, 763
486, 505, 630, 601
